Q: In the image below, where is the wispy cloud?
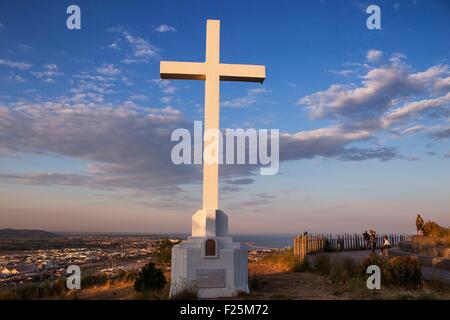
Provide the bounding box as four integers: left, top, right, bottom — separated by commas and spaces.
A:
107, 28, 161, 64
7, 75, 27, 83
329, 69, 354, 77
31, 64, 63, 82
96, 63, 121, 76
0, 59, 32, 70
150, 79, 177, 94
154, 24, 177, 33
18, 44, 33, 52
222, 88, 269, 108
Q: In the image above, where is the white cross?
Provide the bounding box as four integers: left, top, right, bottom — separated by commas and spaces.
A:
160, 20, 266, 210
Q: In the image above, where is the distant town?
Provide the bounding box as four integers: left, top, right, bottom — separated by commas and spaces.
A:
0, 230, 278, 288
0, 230, 174, 287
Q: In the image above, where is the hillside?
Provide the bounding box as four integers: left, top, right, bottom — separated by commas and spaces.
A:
0, 228, 59, 239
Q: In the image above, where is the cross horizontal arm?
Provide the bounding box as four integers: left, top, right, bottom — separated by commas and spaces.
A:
160, 61, 206, 80
219, 63, 266, 83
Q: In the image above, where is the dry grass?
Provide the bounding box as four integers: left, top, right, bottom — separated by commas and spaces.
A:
3, 253, 448, 300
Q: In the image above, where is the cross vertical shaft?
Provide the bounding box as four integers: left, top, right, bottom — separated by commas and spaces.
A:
203, 20, 220, 210
160, 19, 265, 214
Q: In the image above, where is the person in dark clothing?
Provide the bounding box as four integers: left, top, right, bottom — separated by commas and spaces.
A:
363, 230, 370, 249
370, 230, 377, 254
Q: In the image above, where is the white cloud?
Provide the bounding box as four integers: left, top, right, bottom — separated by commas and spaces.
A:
109, 41, 121, 50
299, 56, 448, 121
0, 101, 194, 195
96, 63, 121, 76
154, 24, 177, 33
434, 76, 450, 92
18, 44, 33, 51
107, 28, 161, 64
8, 75, 26, 83
160, 96, 173, 104
122, 31, 160, 63
0, 97, 400, 198
382, 92, 450, 127
129, 94, 148, 101
329, 69, 354, 77
222, 88, 268, 108
31, 64, 62, 82
396, 125, 426, 136
0, 59, 32, 70
150, 79, 177, 94
366, 49, 383, 63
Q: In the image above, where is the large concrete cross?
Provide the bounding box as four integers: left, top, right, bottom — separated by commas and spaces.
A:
160, 19, 265, 210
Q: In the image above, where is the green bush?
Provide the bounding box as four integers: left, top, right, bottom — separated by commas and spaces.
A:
2, 279, 67, 299
362, 254, 422, 288
361, 254, 390, 275
248, 273, 264, 290
313, 254, 331, 275
422, 221, 450, 237
81, 274, 108, 287
292, 258, 310, 272
171, 286, 198, 300
385, 256, 422, 288
134, 262, 166, 292
154, 238, 179, 264
329, 256, 360, 284
111, 270, 136, 282
342, 256, 360, 277
329, 261, 347, 284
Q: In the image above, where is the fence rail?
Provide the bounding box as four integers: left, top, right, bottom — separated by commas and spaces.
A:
293, 233, 411, 261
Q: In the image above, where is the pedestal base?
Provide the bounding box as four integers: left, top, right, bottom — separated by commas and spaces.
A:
169, 236, 249, 298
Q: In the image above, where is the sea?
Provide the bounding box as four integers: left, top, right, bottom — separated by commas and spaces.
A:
60, 231, 296, 248
165, 233, 297, 249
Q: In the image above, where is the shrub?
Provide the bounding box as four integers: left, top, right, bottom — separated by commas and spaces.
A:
154, 238, 179, 264
385, 256, 422, 288
81, 274, 108, 287
292, 258, 310, 272
361, 254, 421, 288
248, 273, 263, 290
361, 253, 389, 275
313, 254, 331, 275
329, 260, 347, 284
341, 256, 360, 277
422, 221, 450, 237
111, 270, 136, 282
260, 250, 303, 272
134, 262, 167, 292
329, 257, 360, 284
3, 279, 67, 299
171, 286, 198, 300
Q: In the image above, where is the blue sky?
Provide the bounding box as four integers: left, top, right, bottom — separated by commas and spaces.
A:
0, 0, 449, 234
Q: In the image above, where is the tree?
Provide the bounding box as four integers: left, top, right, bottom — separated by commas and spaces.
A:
134, 262, 166, 292
154, 238, 179, 264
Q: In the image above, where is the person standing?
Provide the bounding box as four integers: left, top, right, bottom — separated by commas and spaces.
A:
370, 230, 377, 254
363, 230, 370, 250
416, 214, 424, 235
381, 235, 391, 256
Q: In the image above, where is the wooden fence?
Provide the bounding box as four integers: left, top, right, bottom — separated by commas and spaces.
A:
293, 233, 410, 260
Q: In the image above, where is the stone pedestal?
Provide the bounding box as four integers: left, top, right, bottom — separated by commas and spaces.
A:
169, 209, 249, 298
